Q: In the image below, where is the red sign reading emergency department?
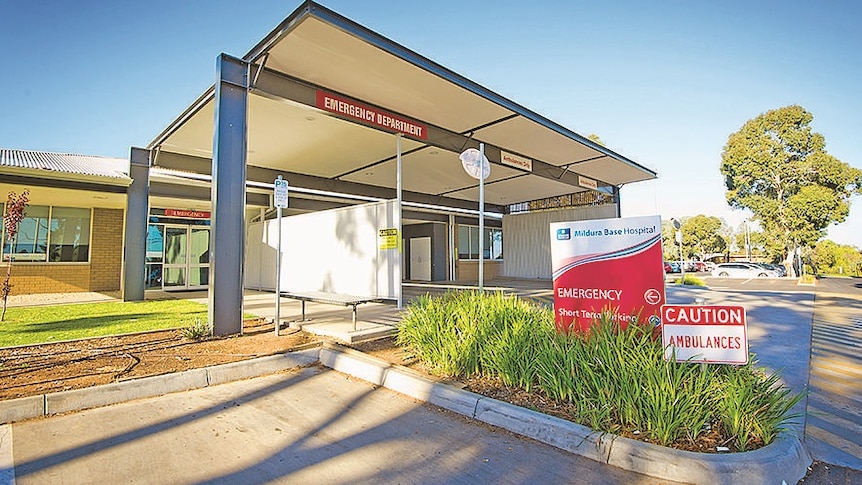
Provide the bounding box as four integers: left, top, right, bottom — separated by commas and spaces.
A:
549, 215, 665, 333
316, 90, 427, 140
165, 209, 210, 219
661, 304, 749, 364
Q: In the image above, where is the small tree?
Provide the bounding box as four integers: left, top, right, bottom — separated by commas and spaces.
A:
2, 190, 29, 321
681, 215, 727, 260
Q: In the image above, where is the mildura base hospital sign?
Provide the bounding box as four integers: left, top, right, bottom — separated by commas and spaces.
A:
550, 215, 665, 333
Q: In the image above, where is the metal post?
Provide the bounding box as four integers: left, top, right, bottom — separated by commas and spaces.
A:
672, 217, 684, 285
448, 214, 456, 281
679, 236, 685, 284
396, 134, 403, 309
209, 54, 248, 336
123, 147, 150, 301
478, 143, 485, 293
273, 175, 288, 335
275, 203, 282, 336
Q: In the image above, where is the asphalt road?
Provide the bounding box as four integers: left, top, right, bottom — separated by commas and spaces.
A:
674, 275, 862, 472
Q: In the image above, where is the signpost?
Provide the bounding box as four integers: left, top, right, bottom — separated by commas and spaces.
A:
273, 176, 288, 336
660, 304, 749, 364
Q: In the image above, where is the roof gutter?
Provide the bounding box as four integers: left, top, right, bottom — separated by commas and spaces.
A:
0, 167, 132, 188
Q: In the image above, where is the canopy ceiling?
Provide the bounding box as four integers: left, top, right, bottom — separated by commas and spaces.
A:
148, 1, 656, 211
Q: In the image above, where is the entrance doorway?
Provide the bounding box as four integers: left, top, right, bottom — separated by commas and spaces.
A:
409, 237, 432, 281
146, 224, 210, 290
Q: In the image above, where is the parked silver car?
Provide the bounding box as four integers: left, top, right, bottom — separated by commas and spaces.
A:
711, 262, 779, 278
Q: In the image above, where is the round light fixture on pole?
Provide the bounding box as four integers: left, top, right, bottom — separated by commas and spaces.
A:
460, 146, 490, 292
459, 148, 490, 181
671, 218, 685, 284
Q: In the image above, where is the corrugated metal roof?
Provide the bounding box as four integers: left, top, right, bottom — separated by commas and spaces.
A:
0, 149, 130, 181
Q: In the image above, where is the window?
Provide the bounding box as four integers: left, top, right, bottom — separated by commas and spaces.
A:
457, 225, 502, 260
49, 207, 91, 262
2, 205, 91, 262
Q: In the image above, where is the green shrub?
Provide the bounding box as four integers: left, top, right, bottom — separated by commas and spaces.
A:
397, 290, 550, 379
181, 318, 211, 340
397, 291, 802, 451
799, 274, 816, 285
673, 274, 706, 286
712, 359, 804, 451
480, 304, 554, 391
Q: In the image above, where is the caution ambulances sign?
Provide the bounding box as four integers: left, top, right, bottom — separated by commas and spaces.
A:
660, 304, 749, 365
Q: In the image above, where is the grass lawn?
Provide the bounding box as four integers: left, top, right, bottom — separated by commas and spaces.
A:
0, 299, 210, 348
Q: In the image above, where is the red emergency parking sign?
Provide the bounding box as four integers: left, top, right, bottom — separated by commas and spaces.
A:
660, 304, 749, 364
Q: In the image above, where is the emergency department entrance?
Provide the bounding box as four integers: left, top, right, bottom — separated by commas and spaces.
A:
125, 1, 658, 335
145, 209, 211, 291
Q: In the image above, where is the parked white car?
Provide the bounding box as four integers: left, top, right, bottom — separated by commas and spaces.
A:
711, 262, 779, 278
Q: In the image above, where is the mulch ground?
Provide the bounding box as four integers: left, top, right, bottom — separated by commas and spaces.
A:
0, 318, 322, 401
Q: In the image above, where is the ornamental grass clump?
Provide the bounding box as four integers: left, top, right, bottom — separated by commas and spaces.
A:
397, 290, 803, 451
534, 315, 714, 444
711, 359, 804, 451
479, 298, 555, 391
397, 290, 550, 380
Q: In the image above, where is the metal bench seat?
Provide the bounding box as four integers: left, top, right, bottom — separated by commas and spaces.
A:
280, 291, 383, 330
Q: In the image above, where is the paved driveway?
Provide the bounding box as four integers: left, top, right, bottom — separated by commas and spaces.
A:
805, 277, 862, 470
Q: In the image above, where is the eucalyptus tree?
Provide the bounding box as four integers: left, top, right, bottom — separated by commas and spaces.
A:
720, 105, 862, 276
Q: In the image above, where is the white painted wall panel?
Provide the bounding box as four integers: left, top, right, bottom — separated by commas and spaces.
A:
502, 205, 618, 279
245, 200, 399, 299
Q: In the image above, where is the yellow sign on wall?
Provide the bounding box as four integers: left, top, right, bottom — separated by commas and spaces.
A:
378, 228, 400, 250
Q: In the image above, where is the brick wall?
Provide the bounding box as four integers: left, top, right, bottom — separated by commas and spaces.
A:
455, 260, 502, 282
2, 264, 90, 295
88, 208, 124, 292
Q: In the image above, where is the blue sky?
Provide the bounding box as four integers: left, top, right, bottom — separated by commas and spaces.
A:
1, 1, 859, 247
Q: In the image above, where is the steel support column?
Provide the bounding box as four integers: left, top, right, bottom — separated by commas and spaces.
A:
123, 147, 150, 301
209, 54, 248, 336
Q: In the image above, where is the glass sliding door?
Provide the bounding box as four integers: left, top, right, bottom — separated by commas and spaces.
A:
163, 226, 188, 289
145, 225, 164, 289
188, 227, 210, 288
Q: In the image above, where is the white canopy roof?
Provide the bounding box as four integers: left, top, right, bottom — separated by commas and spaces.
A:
148, 1, 656, 211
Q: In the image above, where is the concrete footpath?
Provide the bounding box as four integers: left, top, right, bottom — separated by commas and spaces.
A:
4, 362, 680, 485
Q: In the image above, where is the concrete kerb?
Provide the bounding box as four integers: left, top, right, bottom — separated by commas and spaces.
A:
320, 342, 813, 485
0, 348, 320, 424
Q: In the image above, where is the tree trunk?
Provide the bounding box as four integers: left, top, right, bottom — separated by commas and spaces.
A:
784, 246, 798, 278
